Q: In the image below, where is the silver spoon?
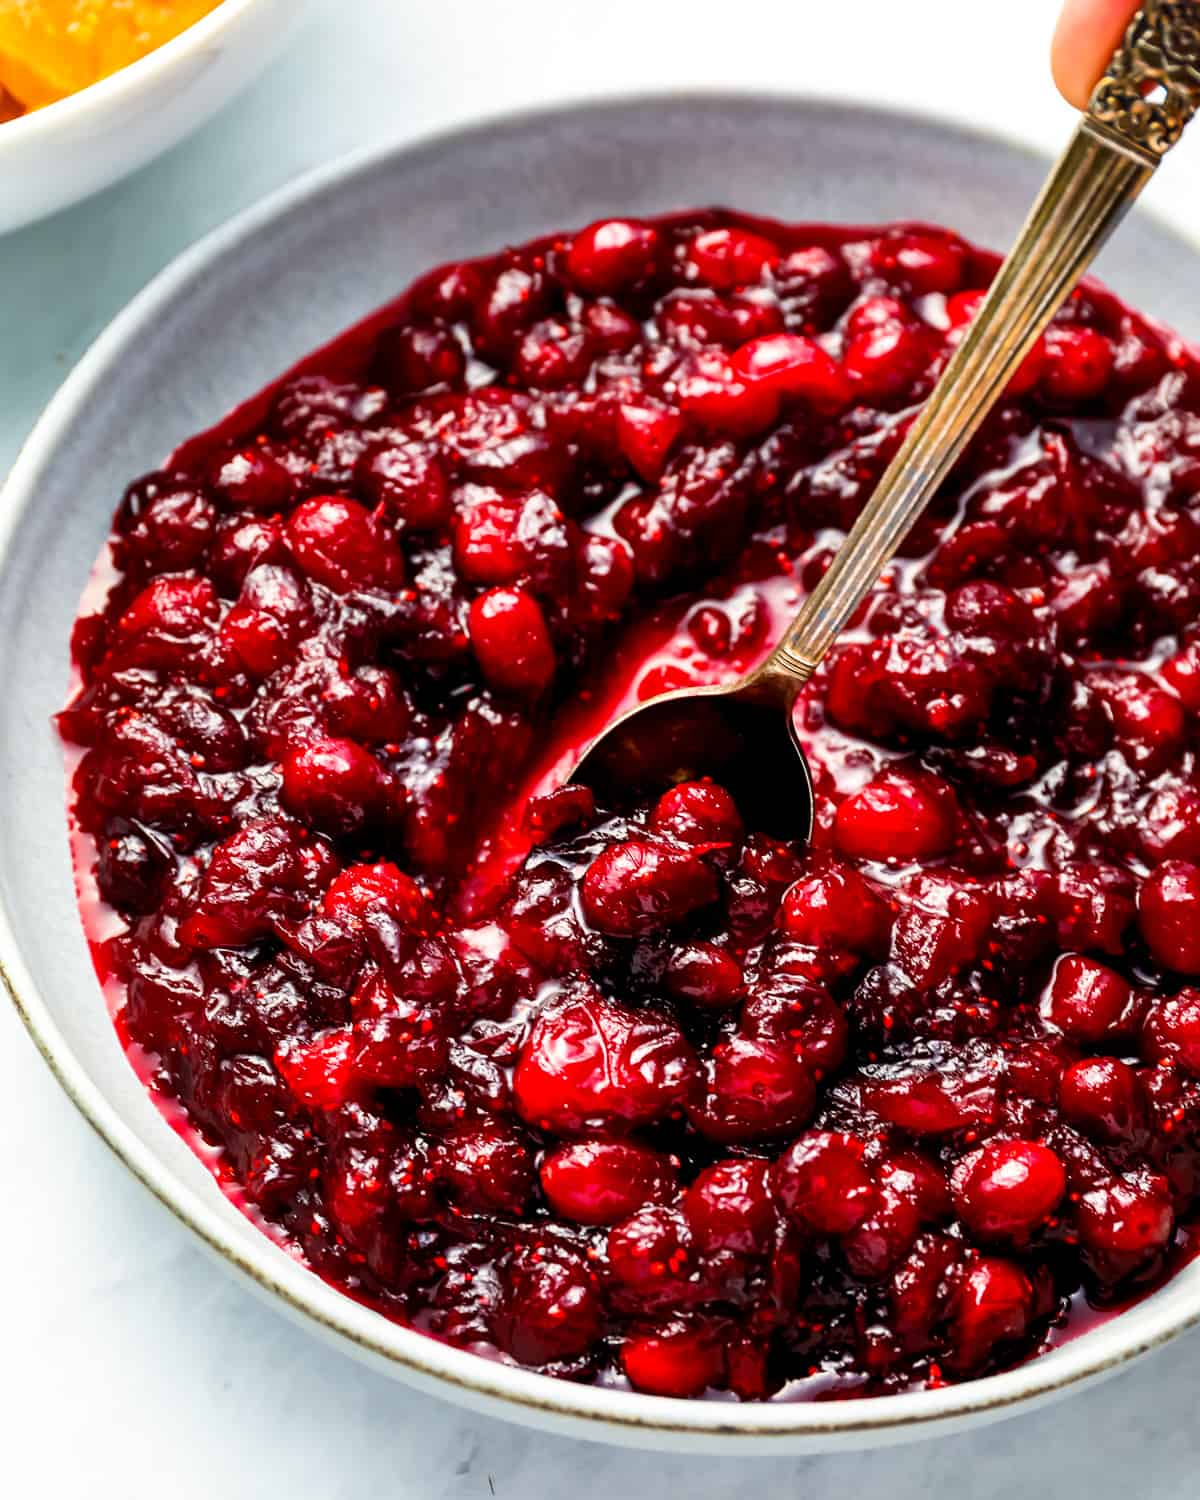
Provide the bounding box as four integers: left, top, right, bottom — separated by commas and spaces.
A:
570, 1, 1200, 839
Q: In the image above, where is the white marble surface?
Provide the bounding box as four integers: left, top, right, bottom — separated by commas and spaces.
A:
6, 2, 1200, 1494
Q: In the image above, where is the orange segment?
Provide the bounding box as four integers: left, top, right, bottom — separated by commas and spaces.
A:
0, 0, 222, 111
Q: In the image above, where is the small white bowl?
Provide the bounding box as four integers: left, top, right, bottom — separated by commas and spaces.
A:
0, 0, 322, 234
6, 95, 1200, 1452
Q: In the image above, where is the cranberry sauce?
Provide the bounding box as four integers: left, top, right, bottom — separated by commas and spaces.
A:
59, 209, 1200, 1401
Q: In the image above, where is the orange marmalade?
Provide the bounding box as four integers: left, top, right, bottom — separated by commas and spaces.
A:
0, 0, 221, 117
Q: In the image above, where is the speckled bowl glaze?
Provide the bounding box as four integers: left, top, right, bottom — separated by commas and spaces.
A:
5, 95, 1200, 1452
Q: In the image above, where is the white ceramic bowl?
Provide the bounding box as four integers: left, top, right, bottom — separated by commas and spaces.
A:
0, 0, 322, 233
5, 94, 1200, 1453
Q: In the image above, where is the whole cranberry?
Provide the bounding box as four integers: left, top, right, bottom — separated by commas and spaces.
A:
468, 586, 556, 697
1141, 989, 1200, 1074
950, 1139, 1066, 1242
322, 861, 426, 926
620, 1320, 726, 1398
275, 1027, 361, 1112
1077, 1175, 1174, 1256
566, 218, 661, 293
285, 495, 404, 595
221, 564, 310, 678
649, 780, 744, 848
833, 769, 960, 861
279, 736, 389, 837
493, 1244, 604, 1366
686, 225, 780, 288
1139, 861, 1200, 973
356, 442, 451, 530
772, 1131, 875, 1235
580, 838, 719, 936
730, 332, 850, 414
540, 1139, 677, 1226
114, 576, 218, 668
437, 1121, 534, 1214
841, 1183, 921, 1280
779, 864, 891, 953
842, 298, 934, 404
513, 988, 698, 1133
1040, 954, 1132, 1044
868, 231, 967, 295
606, 1204, 693, 1292
1040, 325, 1114, 402
673, 347, 780, 437
375, 321, 465, 392
688, 1036, 816, 1143
210, 444, 294, 512
1060, 1057, 1140, 1141
664, 942, 744, 1010
948, 1257, 1033, 1373
684, 1158, 775, 1255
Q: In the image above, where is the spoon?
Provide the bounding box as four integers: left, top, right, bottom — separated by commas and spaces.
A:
570, 0, 1200, 839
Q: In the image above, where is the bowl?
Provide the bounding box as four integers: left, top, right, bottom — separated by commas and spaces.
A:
5, 93, 1200, 1453
0, 0, 323, 233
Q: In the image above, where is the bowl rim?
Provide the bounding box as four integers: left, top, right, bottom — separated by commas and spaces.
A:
0, 0, 262, 148
6, 87, 1200, 1443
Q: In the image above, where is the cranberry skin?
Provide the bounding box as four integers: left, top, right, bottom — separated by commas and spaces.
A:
1077, 1176, 1174, 1256
376, 321, 465, 393
665, 942, 744, 1010
581, 839, 719, 936
649, 779, 744, 848
1040, 954, 1132, 1044
674, 348, 780, 437
493, 1245, 604, 1366
210, 445, 294, 512
437, 1121, 534, 1215
779, 865, 890, 954
688, 1036, 816, 1143
356, 443, 451, 530
684, 1158, 775, 1255
1060, 1057, 1140, 1141
285, 495, 404, 595
833, 769, 960, 861
606, 1205, 693, 1292
1141, 989, 1200, 1074
842, 300, 934, 403
221, 564, 310, 679
687, 226, 780, 288
841, 1184, 921, 1280
114, 577, 218, 667
322, 861, 426, 926
950, 1140, 1066, 1242
468, 586, 556, 698
541, 1140, 677, 1226
731, 333, 850, 414
566, 218, 661, 293
513, 989, 698, 1134
1040, 325, 1114, 402
772, 1131, 875, 1235
868, 231, 967, 295
949, 1257, 1033, 1374
279, 737, 387, 837
621, 1321, 726, 1398
1139, 860, 1200, 973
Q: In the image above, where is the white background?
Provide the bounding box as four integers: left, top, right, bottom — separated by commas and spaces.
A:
5, 2, 1200, 1495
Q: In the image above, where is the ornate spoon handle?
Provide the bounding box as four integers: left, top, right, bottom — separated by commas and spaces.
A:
761, 0, 1200, 695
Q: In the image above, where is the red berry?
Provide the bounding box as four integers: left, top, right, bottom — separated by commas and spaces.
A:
731, 332, 850, 414
540, 1139, 677, 1226
567, 218, 661, 293
688, 1036, 816, 1143
279, 736, 388, 836
951, 1139, 1066, 1241
664, 942, 744, 1010
772, 1131, 874, 1235
1141, 988, 1200, 1073
779, 864, 890, 953
286, 495, 404, 595
1040, 325, 1114, 402
1060, 1057, 1140, 1141
674, 347, 780, 437
833, 769, 960, 861
581, 838, 719, 936
684, 1158, 775, 1254
649, 779, 744, 848
949, 1257, 1033, 1373
1139, 861, 1200, 972
322, 861, 426, 926
1077, 1176, 1174, 1256
621, 1321, 725, 1398
687, 226, 780, 288
1040, 954, 1131, 1044
513, 988, 697, 1133
468, 586, 556, 697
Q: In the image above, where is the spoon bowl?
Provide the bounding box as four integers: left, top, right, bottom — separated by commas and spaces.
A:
569, 673, 815, 841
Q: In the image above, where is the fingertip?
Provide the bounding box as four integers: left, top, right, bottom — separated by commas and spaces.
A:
1052, 0, 1143, 111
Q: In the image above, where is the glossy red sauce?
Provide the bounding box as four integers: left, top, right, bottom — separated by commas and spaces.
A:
59, 208, 1200, 1400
